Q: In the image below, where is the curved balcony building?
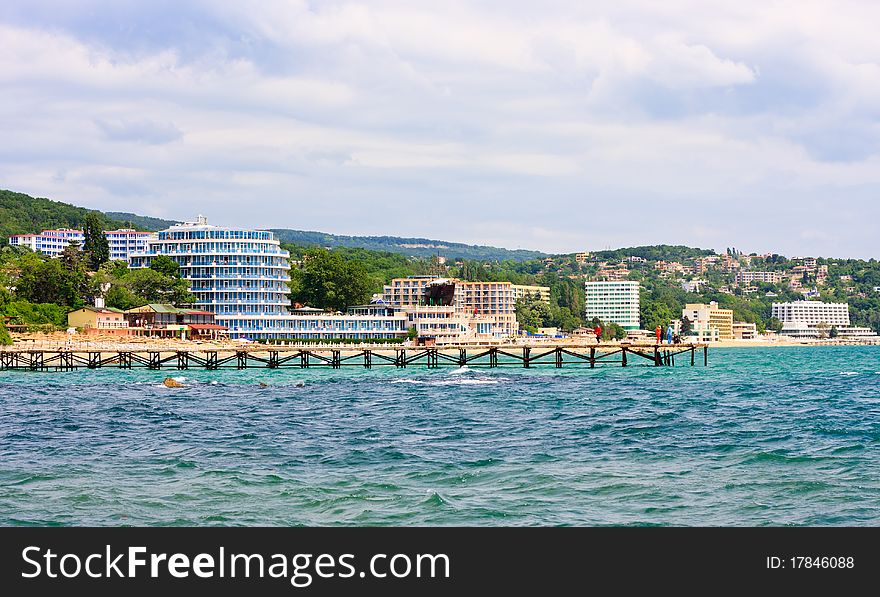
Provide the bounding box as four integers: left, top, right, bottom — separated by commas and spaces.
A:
128, 215, 292, 338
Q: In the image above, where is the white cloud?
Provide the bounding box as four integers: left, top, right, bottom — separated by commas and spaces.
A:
1, 2, 880, 257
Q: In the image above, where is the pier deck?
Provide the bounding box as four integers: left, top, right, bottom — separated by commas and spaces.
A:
0, 343, 708, 371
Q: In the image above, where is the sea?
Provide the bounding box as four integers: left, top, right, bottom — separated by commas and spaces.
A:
1, 346, 878, 526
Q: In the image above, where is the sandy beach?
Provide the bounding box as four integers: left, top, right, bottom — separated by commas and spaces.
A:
5, 331, 878, 351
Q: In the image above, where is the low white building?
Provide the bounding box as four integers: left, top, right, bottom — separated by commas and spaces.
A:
772, 301, 877, 339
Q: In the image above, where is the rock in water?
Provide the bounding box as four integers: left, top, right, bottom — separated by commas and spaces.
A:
163, 377, 184, 388
259, 382, 269, 388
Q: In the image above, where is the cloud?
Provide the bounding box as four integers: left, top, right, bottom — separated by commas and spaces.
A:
0, 2, 879, 257
95, 118, 183, 145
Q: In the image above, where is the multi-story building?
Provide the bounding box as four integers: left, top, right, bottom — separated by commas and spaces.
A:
129, 220, 411, 341
105, 229, 155, 261
129, 216, 294, 339
384, 277, 518, 337
683, 302, 734, 341
405, 305, 501, 344
383, 276, 439, 307
595, 266, 629, 281
10, 228, 84, 257
772, 301, 850, 327
455, 281, 517, 336
575, 252, 590, 264
771, 301, 876, 339
816, 265, 829, 285
720, 254, 740, 273
8, 233, 39, 252
512, 284, 551, 305
9, 228, 152, 260
692, 256, 719, 274
735, 271, 783, 285
584, 280, 640, 331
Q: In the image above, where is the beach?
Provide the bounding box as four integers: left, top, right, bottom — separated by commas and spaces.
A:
5, 331, 877, 352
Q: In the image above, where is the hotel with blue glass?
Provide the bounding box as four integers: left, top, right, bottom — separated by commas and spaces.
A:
128, 216, 407, 340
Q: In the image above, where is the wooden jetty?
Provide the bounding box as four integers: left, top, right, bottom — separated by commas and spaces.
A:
0, 343, 708, 372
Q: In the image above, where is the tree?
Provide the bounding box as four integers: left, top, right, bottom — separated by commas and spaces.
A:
150, 254, 181, 278
640, 301, 676, 332
14, 252, 83, 307
515, 295, 552, 331
121, 268, 195, 306
0, 320, 12, 345
601, 322, 627, 340
829, 325, 838, 339
406, 326, 418, 340
290, 248, 373, 311
764, 317, 782, 332
82, 212, 110, 270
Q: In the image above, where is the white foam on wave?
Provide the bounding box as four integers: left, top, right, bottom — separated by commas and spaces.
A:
839, 371, 858, 376
391, 378, 499, 386
448, 366, 471, 375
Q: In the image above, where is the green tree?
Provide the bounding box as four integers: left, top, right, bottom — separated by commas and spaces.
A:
122, 268, 195, 306
406, 325, 418, 340
600, 321, 627, 340
0, 320, 12, 345
82, 212, 109, 270
290, 248, 373, 311
640, 300, 676, 332
14, 252, 83, 307
149, 254, 181, 278
829, 325, 838, 338
515, 295, 552, 331
104, 284, 144, 311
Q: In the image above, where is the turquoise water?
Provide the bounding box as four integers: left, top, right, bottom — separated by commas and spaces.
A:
1, 346, 879, 526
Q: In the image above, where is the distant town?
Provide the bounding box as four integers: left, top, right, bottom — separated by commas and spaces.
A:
3, 202, 879, 346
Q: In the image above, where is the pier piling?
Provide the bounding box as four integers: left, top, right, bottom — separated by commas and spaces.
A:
0, 343, 708, 372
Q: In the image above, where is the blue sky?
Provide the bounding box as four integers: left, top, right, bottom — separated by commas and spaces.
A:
2, 1, 879, 257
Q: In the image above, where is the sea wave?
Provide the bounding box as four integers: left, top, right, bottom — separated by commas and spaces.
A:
391, 378, 499, 386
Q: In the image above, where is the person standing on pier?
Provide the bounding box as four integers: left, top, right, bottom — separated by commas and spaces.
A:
666, 325, 674, 344
594, 324, 602, 344
655, 325, 662, 344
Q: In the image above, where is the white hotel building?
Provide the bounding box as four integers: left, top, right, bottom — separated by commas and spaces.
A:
9, 228, 153, 259
771, 301, 877, 339
128, 217, 406, 340
584, 280, 641, 331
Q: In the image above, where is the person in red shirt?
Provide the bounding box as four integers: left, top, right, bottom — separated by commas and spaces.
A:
655, 325, 662, 344
594, 324, 602, 343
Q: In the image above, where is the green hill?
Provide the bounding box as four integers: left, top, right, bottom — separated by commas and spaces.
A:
2, 189, 547, 261
270, 229, 546, 262
103, 212, 177, 231
0, 189, 136, 240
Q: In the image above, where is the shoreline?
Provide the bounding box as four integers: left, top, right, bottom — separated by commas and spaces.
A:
4, 332, 879, 352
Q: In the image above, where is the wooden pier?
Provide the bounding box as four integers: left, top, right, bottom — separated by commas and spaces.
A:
0, 343, 708, 372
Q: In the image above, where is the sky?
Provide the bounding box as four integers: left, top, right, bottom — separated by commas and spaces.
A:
1, 1, 879, 258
